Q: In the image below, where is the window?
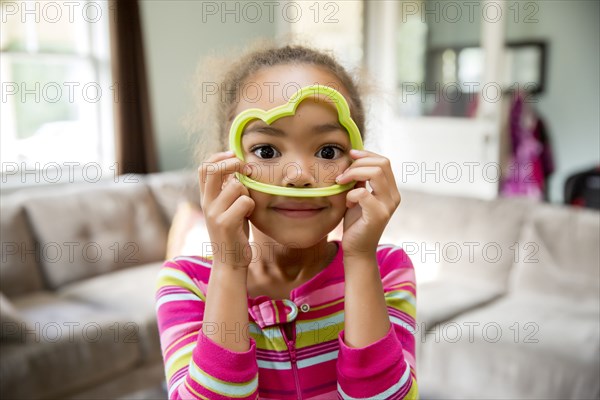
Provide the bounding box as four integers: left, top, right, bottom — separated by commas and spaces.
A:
285, 0, 364, 71
1, 0, 113, 185
396, 0, 484, 117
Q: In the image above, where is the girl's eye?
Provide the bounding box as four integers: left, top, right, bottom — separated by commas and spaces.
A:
317, 145, 344, 160
251, 144, 345, 160
252, 145, 280, 159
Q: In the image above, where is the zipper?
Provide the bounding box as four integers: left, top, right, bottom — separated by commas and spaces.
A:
280, 322, 302, 400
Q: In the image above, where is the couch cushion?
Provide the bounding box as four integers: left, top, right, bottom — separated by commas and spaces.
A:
64, 363, 166, 400
418, 294, 600, 399
416, 279, 505, 329
23, 182, 168, 289
384, 189, 533, 291
0, 293, 27, 343
1, 292, 140, 400
146, 169, 201, 224
58, 262, 163, 364
0, 196, 44, 297
510, 204, 600, 300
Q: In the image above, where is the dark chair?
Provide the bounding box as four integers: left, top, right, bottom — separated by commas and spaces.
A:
564, 166, 600, 209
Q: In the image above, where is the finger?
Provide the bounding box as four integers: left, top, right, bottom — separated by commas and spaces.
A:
199, 151, 235, 185
336, 166, 393, 203
345, 187, 389, 222
347, 152, 397, 190
212, 179, 250, 216
199, 151, 234, 201
222, 173, 235, 189
202, 157, 248, 205
221, 194, 256, 222
346, 187, 369, 208
221, 164, 255, 189
347, 151, 396, 184
341, 167, 400, 212
340, 153, 400, 204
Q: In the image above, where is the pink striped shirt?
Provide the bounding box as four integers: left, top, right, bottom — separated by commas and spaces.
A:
155, 240, 418, 399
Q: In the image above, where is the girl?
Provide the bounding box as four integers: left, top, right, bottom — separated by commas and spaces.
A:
156, 44, 418, 399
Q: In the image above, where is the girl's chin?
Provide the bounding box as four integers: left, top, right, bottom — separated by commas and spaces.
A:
249, 223, 334, 248
266, 231, 326, 248
249, 211, 343, 246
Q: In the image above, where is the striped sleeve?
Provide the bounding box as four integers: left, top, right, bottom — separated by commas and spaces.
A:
155, 258, 259, 400
336, 245, 419, 399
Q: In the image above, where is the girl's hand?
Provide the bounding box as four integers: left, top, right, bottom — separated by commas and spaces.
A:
335, 149, 401, 259
199, 151, 255, 269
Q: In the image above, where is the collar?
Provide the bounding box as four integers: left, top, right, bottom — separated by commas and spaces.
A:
247, 240, 344, 329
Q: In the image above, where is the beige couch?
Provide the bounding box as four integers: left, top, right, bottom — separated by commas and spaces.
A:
385, 189, 600, 399
0, 171, 200, 399
1, 170, 598, 399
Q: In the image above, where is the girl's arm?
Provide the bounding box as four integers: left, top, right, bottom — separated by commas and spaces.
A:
337, 247, 419, 399
335, 149, 418, 398
156, 259, 259, 400
155, 153, 259, 400
342, 253, 391, 347
202, 261, 252, 352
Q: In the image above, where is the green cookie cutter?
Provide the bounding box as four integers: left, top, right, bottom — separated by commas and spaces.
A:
229, 84, 364, 197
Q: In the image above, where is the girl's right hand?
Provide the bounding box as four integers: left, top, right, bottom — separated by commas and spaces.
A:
199, 151, 255, 269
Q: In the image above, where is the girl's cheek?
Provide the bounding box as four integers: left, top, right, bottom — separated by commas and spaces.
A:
330, 192, 349, 211
244, 157, 350, 186
245, 160, 280, 184
248, 190, 270, 208
333, 158, 352, 183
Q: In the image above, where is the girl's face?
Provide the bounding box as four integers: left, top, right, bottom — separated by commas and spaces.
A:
233, 64, 356, 248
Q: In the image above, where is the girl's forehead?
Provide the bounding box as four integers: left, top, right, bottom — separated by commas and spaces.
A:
234, 64, 351, 114
245, 99, 343, 132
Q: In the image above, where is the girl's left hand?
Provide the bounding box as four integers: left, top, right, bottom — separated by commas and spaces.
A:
336, 149, 401, 259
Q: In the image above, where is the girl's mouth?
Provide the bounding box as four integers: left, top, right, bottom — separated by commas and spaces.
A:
271, 208, 326, 218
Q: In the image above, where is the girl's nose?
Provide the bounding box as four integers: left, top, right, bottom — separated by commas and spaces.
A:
282, 160, 318, 188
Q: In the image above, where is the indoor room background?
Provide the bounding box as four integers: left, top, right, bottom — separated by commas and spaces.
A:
1, 1, 599, 399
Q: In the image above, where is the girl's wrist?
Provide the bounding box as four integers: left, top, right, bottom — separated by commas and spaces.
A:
343, 252, 378, 269
212, 261, 250, 280
343, 247, 377, 262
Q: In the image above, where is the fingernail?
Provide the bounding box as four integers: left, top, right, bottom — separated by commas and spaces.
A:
224, 150, 234, 156
335, 174, 343, 183
350, 149, 365, 155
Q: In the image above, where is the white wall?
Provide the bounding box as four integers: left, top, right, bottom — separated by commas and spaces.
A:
506, 0, 599, 202
408, 0, 599, 203
139, 1, 277, 171
140, 0, 600, 205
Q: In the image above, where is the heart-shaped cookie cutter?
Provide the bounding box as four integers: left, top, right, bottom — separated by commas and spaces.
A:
229, 84, 364, 197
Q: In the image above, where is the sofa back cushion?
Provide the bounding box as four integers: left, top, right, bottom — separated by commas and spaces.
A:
23, 181, 169, 289
0, 292, 28, 342
146, 170, 201, 224
384, 189, 533, 290
510, 204, 600, 300
0, 197, 44, 297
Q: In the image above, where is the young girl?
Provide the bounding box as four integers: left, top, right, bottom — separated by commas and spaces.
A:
156, 44, 418, 399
